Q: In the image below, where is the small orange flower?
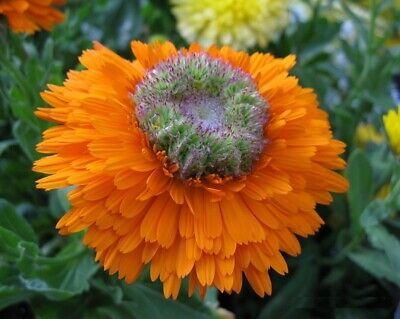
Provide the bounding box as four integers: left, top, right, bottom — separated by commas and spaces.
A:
0, 0, 65, 34
34, 41, 348, 299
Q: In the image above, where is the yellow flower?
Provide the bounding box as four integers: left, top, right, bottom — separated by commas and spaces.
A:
355, 123, 384, 147
383, 106, 400, 154
376, 184, 391, 200
170, 0, 289, 50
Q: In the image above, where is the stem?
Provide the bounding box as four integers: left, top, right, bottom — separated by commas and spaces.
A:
320, 235, 362, 265
339, 0, 379, 108
0, 51, 35, 104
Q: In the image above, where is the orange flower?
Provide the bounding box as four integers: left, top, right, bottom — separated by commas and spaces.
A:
0, 0, 65, 34
34, 41, 348, 299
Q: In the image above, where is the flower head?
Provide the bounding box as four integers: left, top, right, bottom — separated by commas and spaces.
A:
0, 0, 65, 34
383, 106, 400, 154
34, 41, 348, 299
355, 123, 384, 148
171, 0, 289, 50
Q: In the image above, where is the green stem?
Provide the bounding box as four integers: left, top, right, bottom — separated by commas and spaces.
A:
0, 52, 35, 104
339, 0, 379, 108
319, 235, 362, 265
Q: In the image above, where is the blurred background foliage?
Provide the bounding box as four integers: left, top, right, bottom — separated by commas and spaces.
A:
0, 0, 400, 318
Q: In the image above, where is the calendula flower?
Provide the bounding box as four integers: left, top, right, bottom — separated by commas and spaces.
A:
383, 106, 400, 154
34, 41, 348, 299
0, 0, 64, 34
355, 123, 384, 147
170, 0, 289, 50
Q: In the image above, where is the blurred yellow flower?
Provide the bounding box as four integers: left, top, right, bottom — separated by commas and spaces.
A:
355, 123, 384, 147
383, 106, 400, 154
376, 184, 391, 200
170, 0, 289, 50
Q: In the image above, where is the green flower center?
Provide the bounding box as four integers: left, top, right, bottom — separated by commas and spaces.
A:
133, 53, 268, 179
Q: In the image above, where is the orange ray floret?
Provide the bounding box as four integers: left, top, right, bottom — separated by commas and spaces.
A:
0, 0, 65, 34
34, 41, 348, 299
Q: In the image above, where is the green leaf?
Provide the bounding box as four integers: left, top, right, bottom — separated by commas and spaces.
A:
49, 191, 66, 219
9, 87, 38, 128
335, 308, 389, 319
113, 282, 212, 319
347, 248, 400, 286
16, 242, 40, 274
57, 188, 72, 212
0, 286, 32, 310
91, 278, 124, 304
0, 157, 36, 202
0, 199, 37, 243
48, 188, 72, 219
360, 200, 391, 228
0, 229, 98, 302
0, 226, 25, 257
360, 179, 400, 228
258, 261, 317, 319
203, 288, 218, 310
12, 120, 40, 161
346, 150, 373, 235
365, 225, 400, 271
0, 139, 17, 156
385, 178, 400, 210
88, 272, 217, 319
19, 240, 99, 301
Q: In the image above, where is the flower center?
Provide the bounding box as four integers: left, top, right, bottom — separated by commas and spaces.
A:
133, 53, 268, 179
